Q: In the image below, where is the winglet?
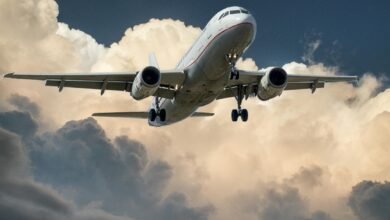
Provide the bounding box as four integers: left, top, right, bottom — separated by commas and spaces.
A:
4, 72, 14, 78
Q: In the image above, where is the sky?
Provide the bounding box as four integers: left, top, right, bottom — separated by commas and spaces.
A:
1, 0, 390, 220
56, 0, 390, 75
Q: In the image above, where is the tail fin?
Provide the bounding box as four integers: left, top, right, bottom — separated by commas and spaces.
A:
148, 52, 159, 69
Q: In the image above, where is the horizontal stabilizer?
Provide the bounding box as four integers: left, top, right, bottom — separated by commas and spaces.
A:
92, 111, 215, 118
191, 112, 215, 117
92, 112, 148, 118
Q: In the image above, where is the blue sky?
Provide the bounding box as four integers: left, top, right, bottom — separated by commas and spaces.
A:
57, 0, 390, 76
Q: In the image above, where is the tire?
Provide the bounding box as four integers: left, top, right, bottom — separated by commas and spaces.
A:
159, 109, 166, 122
149, 109, 157, 122
231, 109, 239, 122
241, 109, 248, 122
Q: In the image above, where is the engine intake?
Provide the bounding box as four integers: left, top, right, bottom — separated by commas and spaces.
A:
141, 66, 160, 86
131, 66, 161, 100
257, 67, 288, 101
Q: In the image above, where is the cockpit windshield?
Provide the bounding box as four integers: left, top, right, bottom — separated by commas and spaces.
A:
219, 9, 250, 20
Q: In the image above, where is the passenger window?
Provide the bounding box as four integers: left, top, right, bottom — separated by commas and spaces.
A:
230, 10, 240, 14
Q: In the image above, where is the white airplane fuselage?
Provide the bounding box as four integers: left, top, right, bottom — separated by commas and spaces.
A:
149, 6, 256, 126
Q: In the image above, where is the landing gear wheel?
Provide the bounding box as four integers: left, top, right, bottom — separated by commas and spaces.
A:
149, 109, 157, 122
241, 109, 248, 122
159, 109, 166, 122
231, 84, 249, 123
231, 109, 239, 122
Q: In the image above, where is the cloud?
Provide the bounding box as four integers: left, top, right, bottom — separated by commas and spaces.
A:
0, 126, 134, 220
7, 94, 40, 117
258, 185, 309, 220
0, 96, 213, 220
286, 165, 325, 189
349, 181, 390, 220
0, 111, 38, 137
302, 39, 321, 64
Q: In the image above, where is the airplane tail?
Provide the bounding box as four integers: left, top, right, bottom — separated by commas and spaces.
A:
92, 111, 214, 118
148, 52, 159, 68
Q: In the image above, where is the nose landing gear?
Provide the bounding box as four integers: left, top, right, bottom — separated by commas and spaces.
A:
226, 53, 240, 80
231, 85, 249, 122
149, 97, 166, 122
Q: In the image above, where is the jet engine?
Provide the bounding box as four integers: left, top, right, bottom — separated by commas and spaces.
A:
257, 67, 288, 101
131, 66, 161, 100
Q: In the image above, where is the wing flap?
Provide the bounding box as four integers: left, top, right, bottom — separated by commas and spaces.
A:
46, 80, 130, 91
217, 82, 326, 100
287, 74, 357, 83
45, 80, 175, 99
285, 82, 325, 90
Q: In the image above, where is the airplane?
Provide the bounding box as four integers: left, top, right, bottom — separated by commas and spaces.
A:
4, 6, 357, 127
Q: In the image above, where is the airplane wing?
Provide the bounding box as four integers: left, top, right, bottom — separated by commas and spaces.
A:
4, 70, 185, 99
92, 111, 214, 118
217, 70, 358, 100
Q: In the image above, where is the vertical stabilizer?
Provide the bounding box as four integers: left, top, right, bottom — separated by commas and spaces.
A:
148, 53, 159, 69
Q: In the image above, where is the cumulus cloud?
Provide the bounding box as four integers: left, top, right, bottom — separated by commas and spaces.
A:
0, 97, 213, 220
0, 125, 133, 220
1, 0, 390, 220
349, 181, 390, 220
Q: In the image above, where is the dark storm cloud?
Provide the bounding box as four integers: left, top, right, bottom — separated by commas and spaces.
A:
0, 111, 37, 137
8, 94, 40, 117
29, 117, 212, 219
0, 96, 213, 220
0, 128, 29, 178
0, 128, 73, 220
259, 185, 308, 220
349, 180, 390, 220
311, 211, 333, 220
256, 184, 334, 220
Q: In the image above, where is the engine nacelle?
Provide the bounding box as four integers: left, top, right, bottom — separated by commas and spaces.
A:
131, 66, 161, 100
257, 67, 288, 101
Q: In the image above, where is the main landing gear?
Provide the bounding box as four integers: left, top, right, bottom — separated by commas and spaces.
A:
226, 53, 240, 80
231, 85, 249, 122
149, 97, 166, 122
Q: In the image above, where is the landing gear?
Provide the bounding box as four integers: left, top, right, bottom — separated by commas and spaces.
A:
226, 53, 240, 80
231, 85, 249, 122
149, 97, 166, 122
159, 109, 166, 122
231, 109, 239, 122
149, 109, 157, 121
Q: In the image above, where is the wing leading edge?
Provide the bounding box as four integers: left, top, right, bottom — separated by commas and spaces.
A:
4, 70, 185, 99
218, 69, 358, 100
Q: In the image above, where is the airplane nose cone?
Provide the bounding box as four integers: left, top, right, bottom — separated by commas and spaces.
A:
240, 14, 256, 43
243, 14, 256, 33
